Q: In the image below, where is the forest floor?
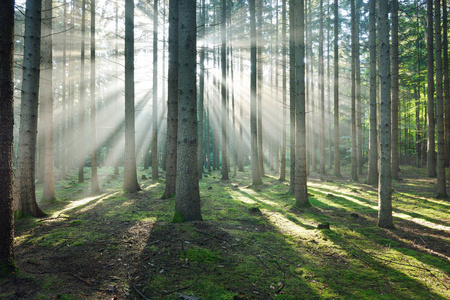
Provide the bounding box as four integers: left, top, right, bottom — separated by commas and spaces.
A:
1, 164, 449, 299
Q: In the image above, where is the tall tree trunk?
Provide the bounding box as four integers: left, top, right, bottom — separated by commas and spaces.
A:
377, 0, 393, 229
289, 0, 296, 193
327, 0, 332, 170
221, 0, 229, 180
443, 0, 450, 171
41, 0, 55, 204
152, 0, 159, 180
79, 0, 87, 183
319, 0, 326, 174
356, 0, 362, 175
15, 0, 45, 217
333, 0, 341, 177
391, 0, 400, 180
350, 0, 358, 181
257, 0, 264, 176
174, 0, 202, 222
279, 0, 287, 181
163, 0, 178, 199
61, 0, 67, 178
250, 0, 263, 186
294, 0, 310, 207
198, 0, 206, 179
367, 0, 378, 185
123, 0, 140, 193
90, 0, 100, 193
435, 0, 447, 197
0, 0, 16, 276
427, 0, 437, 177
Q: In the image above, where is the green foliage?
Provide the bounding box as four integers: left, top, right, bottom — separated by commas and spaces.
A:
180, 247, 222, 264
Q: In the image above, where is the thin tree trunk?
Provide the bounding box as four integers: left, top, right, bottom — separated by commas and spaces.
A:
198, 0, 206, 179
221, 0, 229, 180
356, 0, 362, 175
443, 0, 450, 171
367, 0, 378, 185
391, 0, 400, 180
257, 0, 264, 176
319, 0, 326, 174
280, 0, 287, 181
333, 0, 341, 177
90, 0, 100, 193
152, 0, 159, 180
79, 0, 87, 183
250, 0, 262, 186
123, 0, 141, 193
435, 0, 447, 197
294, 0, 310, 207
427, 0, 437, 177
41, 0, 55, 204
289, 0, 296, 193
350, 0, 358, 181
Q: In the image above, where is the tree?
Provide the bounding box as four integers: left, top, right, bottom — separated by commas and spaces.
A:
378, 0, 393, 229
0, 0, 16, 276
289, 0, 296, 193
221, 0, 229, 180
444, 0, 450, 171
123, 0, 141, 193
173, 0, 202, 222
79, 0, 87, 183
250, 0, 263, 186
279, 0, 287, 181
41, 0, 55, 204
427, 0, 436, 177
350, 0, 358, 182
319, 0, 326, 174
333, 0, 341, 177
15, 0, 45, 217
90, 0, 100, 193
152, 0, 159, 180
198, 0, 206, 179
391, 0, 400, 180
434, 0, 447, 197
162, 0, 178, 199
356, 0, 362, 175
367, 0, 378, 185
294, 0, 310, 207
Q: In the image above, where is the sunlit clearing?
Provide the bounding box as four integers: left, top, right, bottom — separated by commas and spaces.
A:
57, 192, 120, 216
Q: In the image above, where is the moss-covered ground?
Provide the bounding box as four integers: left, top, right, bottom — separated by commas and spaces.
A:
1, 164, 449, 299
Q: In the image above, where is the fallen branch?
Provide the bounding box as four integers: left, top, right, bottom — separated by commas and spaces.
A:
255, 254, 271, 272
161, 283, 196, 295
132, 284, 151, 300
70, 273, 92, 286
194, 229, 228, 243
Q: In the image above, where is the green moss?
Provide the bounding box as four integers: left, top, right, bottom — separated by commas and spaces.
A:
172, 211, 184, 223
0, 259, 16, 278
180, 247, 222, 264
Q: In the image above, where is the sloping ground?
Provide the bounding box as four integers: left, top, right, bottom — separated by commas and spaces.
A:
1, 165, 449, 299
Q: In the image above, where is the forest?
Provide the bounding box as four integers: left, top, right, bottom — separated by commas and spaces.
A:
0, 0, 449, 299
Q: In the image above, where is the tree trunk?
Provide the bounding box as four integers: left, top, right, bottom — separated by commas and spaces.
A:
377, 0, 393, 229
79, 0, 87, 183
427, 0, 437, 177
319, 0, 326, 174
350, 0, 358, 182
279, 0, 287, 181
443, 0, 450, 171
391, 0, 400, 180
174, 0, 202, 222
435, 0, 447, 197
163, 0, 178, 199
123, 0, 140, 193
250, 0, 263, 186
41, 0, 55, 204
257, 0, 264, 176
221, 0, 229, 180
367, 0, 378, 185
0, 0, 16, 276
15, 0, 45, 217
333, 0, 341, 177
356, 0, 362, 175
198, 0, 206, 179
152, 0, 159, 180
295, 0, 310, 207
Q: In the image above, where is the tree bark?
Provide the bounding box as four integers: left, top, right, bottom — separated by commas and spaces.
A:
152, 0, 159, 180
279, 0, 287, 181
294, 0, 310, 207
15, 0, 45, 217
319, 0, 326, 174
377, 0, 393, 229
350, 0, 358, 182
123, 0, 141, 193
41, 0, 55, 204
333, 0, 341, 177
427, 0, 437, 177
174, 0, 202, 222
198, 0, 206, 179
434, 0, 447, 197
391, 0, 400, 180
289, 0, 296, 193
221, 0, 229, 180
79, 0, 87, 183
367, 0, 378, 185
0, 0, 16, 276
